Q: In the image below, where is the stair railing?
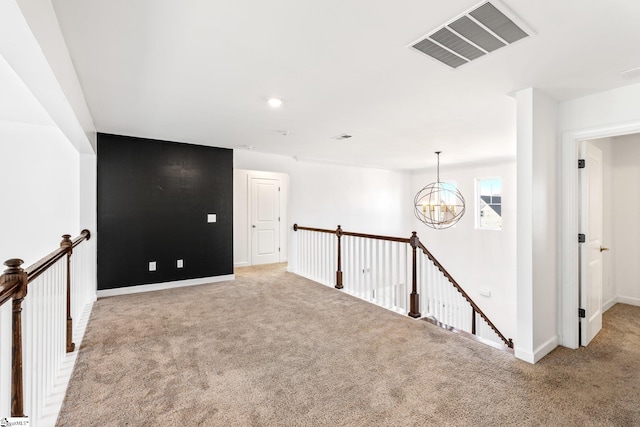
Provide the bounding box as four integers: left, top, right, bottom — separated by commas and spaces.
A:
293, 224, 513, 349
415, 240, 513, 348
0, 229, 91, 420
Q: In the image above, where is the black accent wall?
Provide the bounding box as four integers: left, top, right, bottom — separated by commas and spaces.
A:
97, 133, 233, 290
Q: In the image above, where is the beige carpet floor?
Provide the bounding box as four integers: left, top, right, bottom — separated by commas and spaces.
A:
57, 264, 640, 426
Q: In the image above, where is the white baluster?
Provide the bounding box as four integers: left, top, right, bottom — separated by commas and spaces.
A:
392, 242, 398, 310
359, 237, 364, 299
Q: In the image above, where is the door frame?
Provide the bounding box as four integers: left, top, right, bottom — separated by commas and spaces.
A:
233, 169, 289, 267
249, 176, 281, 265
560, 121, 640, 349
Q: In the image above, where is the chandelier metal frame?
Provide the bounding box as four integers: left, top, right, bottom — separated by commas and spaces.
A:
413, 152, 466, 230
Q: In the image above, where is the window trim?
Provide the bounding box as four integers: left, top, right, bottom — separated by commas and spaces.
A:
475, 177, 503, 231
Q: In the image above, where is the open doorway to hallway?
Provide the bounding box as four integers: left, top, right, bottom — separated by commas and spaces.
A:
579, 133, 640, 345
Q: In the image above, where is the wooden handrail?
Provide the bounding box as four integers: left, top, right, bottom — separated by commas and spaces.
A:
293, 224, 410, 243
293, 224, 334, 234
71, 229, 91, 249
342, 230, 410, 244
24, 230, 90, 284
25, 246, 68, 283
0, 275, 20, 307
416, 241, 513, 348
0, 230, 91, 417
293, 223, 513, 349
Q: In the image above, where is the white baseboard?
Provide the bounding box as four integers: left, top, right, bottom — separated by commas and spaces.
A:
602, 296, 618, 313
97, 274, 235, 298
286, 266, 296, 273
236, 261, 288, 268
514, 347, 534, 364
617, 295, 640, 307
515, 334, 558, 364
533, 335, 559, 362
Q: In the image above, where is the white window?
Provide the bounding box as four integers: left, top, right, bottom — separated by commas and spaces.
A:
476, 178, 502, 230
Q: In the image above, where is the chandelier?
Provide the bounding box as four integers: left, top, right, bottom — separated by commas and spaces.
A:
414, 152, 465, 229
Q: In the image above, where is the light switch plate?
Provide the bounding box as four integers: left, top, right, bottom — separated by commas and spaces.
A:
149, 261, 157, 272
480, 288, 491, 297
207, 213, 217, 223
177, 259, 184, 268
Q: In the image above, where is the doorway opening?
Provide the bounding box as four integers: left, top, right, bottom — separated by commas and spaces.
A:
562, 124, 640, 349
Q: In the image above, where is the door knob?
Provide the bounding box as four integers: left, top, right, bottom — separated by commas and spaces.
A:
252, 225, 256, 228
600, 246, 609, 252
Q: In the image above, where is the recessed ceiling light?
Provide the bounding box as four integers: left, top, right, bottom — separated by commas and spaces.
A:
268, 98, 283, 107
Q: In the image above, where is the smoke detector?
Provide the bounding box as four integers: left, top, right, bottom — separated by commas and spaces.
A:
408, 1, 532, 69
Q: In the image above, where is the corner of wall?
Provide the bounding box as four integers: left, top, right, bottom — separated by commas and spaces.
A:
515, 334, 558, 364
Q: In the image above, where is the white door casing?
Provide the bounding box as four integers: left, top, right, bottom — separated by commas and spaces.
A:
561, 122, 640, 350
251, 178, 280, 265
579, 141, 603, 346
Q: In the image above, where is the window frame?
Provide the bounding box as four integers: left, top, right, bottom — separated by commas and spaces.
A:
475, 177, 503, 231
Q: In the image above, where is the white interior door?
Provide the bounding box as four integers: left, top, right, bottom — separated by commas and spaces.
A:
579, 141, 603, 346
251, 178, 280, 265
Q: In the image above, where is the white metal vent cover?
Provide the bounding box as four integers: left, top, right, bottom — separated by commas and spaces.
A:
409, 1, 533, 69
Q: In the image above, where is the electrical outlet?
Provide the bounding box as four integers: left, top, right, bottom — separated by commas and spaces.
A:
207, 213, 217, 223
362, 268, 371, 274
177, 259, 184, 268
149, 261, 157, 272
480, 288, 491, 297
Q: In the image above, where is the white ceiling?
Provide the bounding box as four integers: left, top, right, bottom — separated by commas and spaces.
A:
52, 0, 640, 170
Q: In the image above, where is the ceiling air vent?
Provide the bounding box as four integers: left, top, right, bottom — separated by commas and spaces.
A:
332, 134, 353, 141
409, 1, 531, 69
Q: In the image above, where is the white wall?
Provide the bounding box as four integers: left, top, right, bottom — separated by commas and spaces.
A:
410, 159, 517, 340
612, 133, 640, 306
80, 153, 98, 299
0, 123, 80, 266
234, 169, 290, 267
0, 0, 96, 267
559, 83, 640, 134
233, 150, 413, 271
516, 87, 558, 363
